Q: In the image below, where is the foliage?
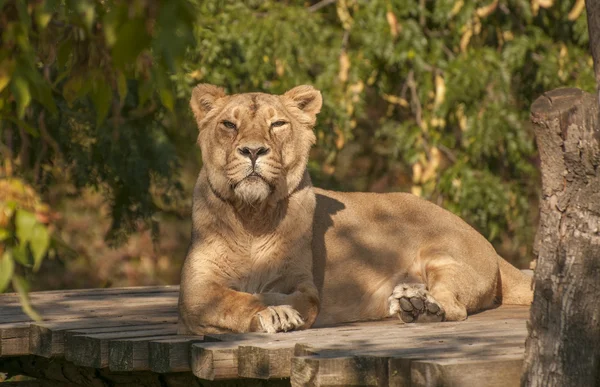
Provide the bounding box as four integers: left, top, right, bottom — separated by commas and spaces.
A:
0, 172, 52, 319
179, 0, 593, 261
0, 0, 595, 301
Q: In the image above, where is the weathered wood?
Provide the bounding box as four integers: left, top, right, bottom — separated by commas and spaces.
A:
109, 334, 185, 372
0, 354, 204, 387
191, 341, 240, 380
291, 354, 389, 386
64, 325, 177, 368
148, 336, 204, 373
29, 312, 177, 357
238, 342, 295, 379
1, 285, 533, 385
523, 88, 600, 386
587, 0, 600, 95
409, 355, 523, 387
0, 294, 178, 322
0, 286, 177, 357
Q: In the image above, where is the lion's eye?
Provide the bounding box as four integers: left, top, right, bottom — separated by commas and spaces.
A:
222, 120, 237, 130
270, 120, 287, 128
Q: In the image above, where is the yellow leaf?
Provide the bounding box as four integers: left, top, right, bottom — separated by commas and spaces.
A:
456, 104, 467, 131
188, 69, 203, 80
434, 74, 445, 108
450, 0, 464, 17
275, 59, 285, 77
336, 0, 353, 30
531, 0, 540, 16
411, 185, 423, 197
339, 52, 350, 83
421, 147, 441, 183
476, 0, 499, 18
334, 127, 345, 150
382, 94, 409, 107
386, 11, 399, 38
568, 0, 585, 21
538, 0, 553, 8
412, 162, 423, 184
460, 24, 473, 53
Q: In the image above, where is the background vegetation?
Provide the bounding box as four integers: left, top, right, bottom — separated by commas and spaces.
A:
0, 0, 594, 306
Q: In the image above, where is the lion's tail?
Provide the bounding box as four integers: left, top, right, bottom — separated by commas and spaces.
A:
497, 256, 533, 305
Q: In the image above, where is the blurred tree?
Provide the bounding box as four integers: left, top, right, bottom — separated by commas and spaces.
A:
0, 0, 595, 303
0, 0, 195, 310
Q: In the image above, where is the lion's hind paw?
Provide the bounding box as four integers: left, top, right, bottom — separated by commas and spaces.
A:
256, 305, 304, 333
388, 283, 445, 323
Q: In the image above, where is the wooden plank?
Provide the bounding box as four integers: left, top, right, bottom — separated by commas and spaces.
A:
1, 306, 175, 357
0, 323, 31, 357
191, 341, 241, 380
408, 355, 524, 387
291, 354, 389, 386
238, 342, 295, 379
29, 312, 178, 357
109, 334, 183, 372
64, 325, 177, 368
149, 336, 205, 373
0, 294, 178, 321
0, 285, 179, 303
236, 330, 334, 379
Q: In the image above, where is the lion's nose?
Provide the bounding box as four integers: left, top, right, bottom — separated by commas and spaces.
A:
238, 146, 270, 164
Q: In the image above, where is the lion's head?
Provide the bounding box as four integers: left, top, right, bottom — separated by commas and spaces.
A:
190, 84, 322, 205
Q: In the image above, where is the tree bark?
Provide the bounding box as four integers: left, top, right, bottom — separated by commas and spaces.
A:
522, 88, 600, 386
587, 0, 600, 92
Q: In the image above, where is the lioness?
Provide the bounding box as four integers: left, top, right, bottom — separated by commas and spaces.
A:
178, 84, 532, 334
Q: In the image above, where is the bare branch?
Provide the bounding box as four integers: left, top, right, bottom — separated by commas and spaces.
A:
308, 0, 337, 13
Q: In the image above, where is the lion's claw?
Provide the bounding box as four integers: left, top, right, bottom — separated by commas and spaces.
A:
256, 305, 304, 333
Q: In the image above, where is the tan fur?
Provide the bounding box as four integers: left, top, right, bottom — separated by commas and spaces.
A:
178, 85, 533, 334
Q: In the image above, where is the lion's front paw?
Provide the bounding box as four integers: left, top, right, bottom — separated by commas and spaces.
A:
255, 305, 304, 333
388, 283, 445, 323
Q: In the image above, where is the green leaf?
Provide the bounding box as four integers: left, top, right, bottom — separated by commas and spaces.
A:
117, 71, 128, 103
0, 252, 14, 293
34, 7, 52, 29
15, 0, 31, 29
12, 242, 31, 267
111, 18, 151, 68
0, 59, 15, 93
30, 224, 50, 272
12, 276, 41, 321
31, 81, 58, 115
15, 210, 36, 243
11, 76, 31, 119
159, 88, 174, 112
90, 77, 113, 126
62, 74, 88, 106
138, 81, 153, 106
0, 228, 10, 241
4, 117, 39, 137
57, 40, 74, 69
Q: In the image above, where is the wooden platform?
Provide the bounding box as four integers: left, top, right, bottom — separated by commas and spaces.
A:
0, 286, 530, 386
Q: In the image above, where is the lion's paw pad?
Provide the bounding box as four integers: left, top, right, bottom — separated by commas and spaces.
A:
256, 305, 304, 333
388, 283, 445, 323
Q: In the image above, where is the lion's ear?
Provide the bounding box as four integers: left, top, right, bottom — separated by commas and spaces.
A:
283, 85, 323, 116
190, 84, 227, 125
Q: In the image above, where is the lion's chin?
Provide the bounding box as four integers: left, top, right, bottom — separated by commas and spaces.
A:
233, 177, 271, 204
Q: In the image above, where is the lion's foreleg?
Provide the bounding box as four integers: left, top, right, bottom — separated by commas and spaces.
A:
254, 282, 320, 329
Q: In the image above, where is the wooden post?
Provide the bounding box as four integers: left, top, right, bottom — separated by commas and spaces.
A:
521, 88, 600, 386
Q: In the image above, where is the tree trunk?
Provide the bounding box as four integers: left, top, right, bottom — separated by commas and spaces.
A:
522, 88, 600, 386
587, 0, 600, 93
